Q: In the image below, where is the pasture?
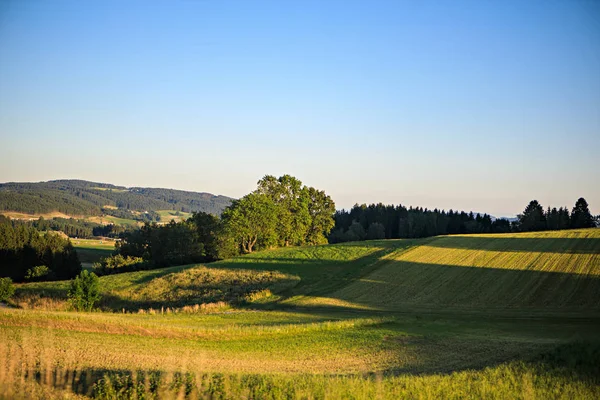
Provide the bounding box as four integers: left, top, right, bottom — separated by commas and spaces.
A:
72, 238, 117, 270
156, 210, 193, 223
2, 229, 600, 398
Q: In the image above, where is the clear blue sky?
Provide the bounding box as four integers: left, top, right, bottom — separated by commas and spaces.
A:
1, 0, 599, 216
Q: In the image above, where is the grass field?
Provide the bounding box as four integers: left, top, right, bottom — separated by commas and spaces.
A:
2, 229, 600, 398
156, 210, 193, 223
71, 238, 117, 270
86, 215, 141, 228
0, 211, 81, 220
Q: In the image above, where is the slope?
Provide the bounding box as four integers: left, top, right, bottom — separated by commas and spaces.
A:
0, 179, 233, 217
332, 229, 600, 313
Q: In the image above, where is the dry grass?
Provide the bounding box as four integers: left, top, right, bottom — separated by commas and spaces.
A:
3, 229, 600, 398
0, 211, 80, 220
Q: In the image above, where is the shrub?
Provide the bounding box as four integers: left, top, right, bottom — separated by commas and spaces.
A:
68, 270, 101, 311
25, 265, 52, 281
93, 254, 147, 275
0, 277, 15, 302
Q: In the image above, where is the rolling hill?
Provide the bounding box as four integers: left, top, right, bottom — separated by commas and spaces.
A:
2, 228, 600, 398
0, 179, 234, 217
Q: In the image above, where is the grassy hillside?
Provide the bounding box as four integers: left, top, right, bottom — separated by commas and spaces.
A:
2, 229, 600, 398
0, 179, 233, 217
333, 229, 600, 313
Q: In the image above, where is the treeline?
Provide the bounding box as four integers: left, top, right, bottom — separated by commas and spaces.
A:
0, 189, 103, 216
0, 179, 233, 217
97, 175, 336, 274
102, 207, 161, 223
98, 213, 220, 275
514, 198, 596, 232
0, 216, 81, 282
330, 197, 597, 242
330, 205, 506, 242
28, 217, 129, 239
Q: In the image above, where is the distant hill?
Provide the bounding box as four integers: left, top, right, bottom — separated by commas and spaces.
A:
0, 179, 234, 218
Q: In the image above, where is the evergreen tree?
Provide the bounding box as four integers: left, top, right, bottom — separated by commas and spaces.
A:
571, 198, 595, 228
517, 200, 547, 231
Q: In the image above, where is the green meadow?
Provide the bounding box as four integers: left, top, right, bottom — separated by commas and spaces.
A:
2, 229, 600, 398
71, 238, 117, 270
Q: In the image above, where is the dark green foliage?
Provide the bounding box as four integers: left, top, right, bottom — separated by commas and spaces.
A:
0, 179, 233, 216
571, 198, 595, 229
331, 204, 508, 242
68, 270, 101, 311
115, 213, 222, 269
331, 197, 594, 242
0, 277, 15, 302
367, 222, 386, 240
518, 200, 547, 232
221, 193, 279, 253
189, 212, 221, 260
347, 221, 366, 241
0, 216, 82, 282
222, 175, 336, 253
93, 255, 147, 276
25, 265, 51, 281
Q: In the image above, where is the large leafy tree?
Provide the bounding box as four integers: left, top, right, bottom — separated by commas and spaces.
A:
571, 197, 595, 229
221, 193, 278, 253
305, 187, 336, 245
257, 175, 311, 246
518, 200, 547, 231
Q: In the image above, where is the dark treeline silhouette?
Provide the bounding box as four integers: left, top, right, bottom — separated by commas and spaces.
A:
330, 197, 597, 243
329, 204, 506, 242
0, 216, 81, 282
514, 198, 596, 232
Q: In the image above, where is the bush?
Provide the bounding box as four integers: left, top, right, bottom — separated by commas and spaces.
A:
0, 277, 15, 302
25, 265, 52, 281
68, 270, 101, 311
93, 254, 148, 275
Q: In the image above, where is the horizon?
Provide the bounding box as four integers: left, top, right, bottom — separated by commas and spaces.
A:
1, 177, 595, 219
1, 1, 599, 216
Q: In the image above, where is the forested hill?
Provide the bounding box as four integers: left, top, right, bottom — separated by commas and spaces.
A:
0, 180, 234, 216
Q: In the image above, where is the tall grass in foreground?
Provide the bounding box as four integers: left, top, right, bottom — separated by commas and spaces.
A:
1, 339, 598, 399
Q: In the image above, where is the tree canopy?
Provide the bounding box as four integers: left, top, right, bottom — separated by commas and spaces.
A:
222, 175, 336, 253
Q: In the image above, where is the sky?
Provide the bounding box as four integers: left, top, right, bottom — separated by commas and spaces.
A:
0, 0, 599, 217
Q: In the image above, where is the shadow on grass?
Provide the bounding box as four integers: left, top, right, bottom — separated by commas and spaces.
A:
16, 341, 600, 398
427, 235, 600, 254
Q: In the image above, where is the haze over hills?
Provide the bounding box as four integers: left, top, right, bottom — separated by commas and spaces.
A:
0, 179, 234, 217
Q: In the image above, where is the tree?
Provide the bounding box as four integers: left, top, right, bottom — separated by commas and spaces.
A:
257, 175, 310, 246
0, 277, 15, 302
346, 221, 366, 241
367, 223, 386, 240
221, 193, 278, 253
305, 187, 336, 245
570, 198, 595, 229
68, 270, 101, 311
518, 200, 547, 231
189, 211, 221, 261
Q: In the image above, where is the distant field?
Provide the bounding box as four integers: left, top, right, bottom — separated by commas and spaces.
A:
2, 229, 600, 398
86, 215, 141, 227
91, 187, 128, 193
156, 209, 193, 223
0, 210, 142, 228
0, 211, 80, 220
71, 238, 116, 270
